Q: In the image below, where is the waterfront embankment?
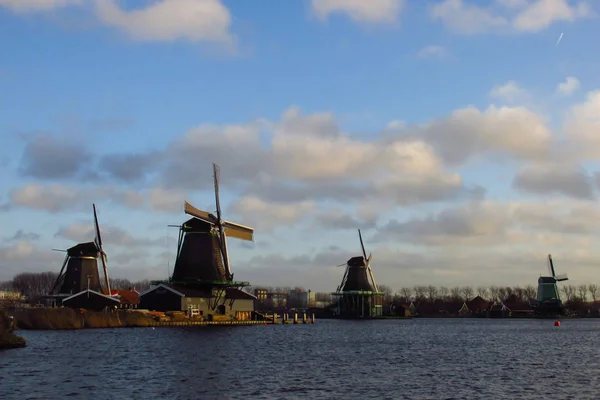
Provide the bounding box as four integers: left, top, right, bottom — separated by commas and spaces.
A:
7, 307, 276, 330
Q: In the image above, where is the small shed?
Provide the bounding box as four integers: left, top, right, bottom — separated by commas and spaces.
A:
62, 290, 120, 311
139, 283, 256, 320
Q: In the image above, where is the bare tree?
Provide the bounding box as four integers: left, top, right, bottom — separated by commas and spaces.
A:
439, 286, 449, 300
131, 279, 151, 292
378, 285, 394, 303
578, 285, 588, 302
461, 286, 474, 301
513, 287, 525, 302
588, 284, 599, 303
110, 278, 133, 290
524, 285, 536, 301
414, 286, 427, 301
426, 285, 438, 302
399, 287, 412, 303
476, 286, 488, 299
561, 285, 575, 302
488, 286, 500, 302
450, 287, 462, 301
11, 271, 58, 300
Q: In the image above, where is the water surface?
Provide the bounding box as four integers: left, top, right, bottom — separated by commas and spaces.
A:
1, 318, 598, 399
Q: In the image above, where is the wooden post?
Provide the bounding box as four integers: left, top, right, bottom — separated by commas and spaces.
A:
311, 313, 315, 324
302, 312, 306, 324
294, 313, 298, 324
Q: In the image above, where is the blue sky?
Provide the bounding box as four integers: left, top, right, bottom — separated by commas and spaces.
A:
1, 0, 600, 293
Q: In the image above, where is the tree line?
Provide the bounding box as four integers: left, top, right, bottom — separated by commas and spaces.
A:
248, 283, 600, 305
388, 284, 600, 304
0, 272, 152, 300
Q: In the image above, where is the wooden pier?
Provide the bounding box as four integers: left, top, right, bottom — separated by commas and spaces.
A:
151, 313, 316, 327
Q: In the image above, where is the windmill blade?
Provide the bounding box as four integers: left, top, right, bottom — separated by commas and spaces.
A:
358, 229, 368, 261
548, 254, 556, 277
52, 248, 68, 252
50, 253, 70, 294
555, 274, 568, 282
212, 163, 231, 280
93, 203, 102, 249
223, 220, 254, 241
93, 204, 111, 295
99, 251, 111, 295
213, 163, 222, 223
184, 201, 215, 224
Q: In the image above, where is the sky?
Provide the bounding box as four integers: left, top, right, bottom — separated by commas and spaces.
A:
1, 0, 600, 293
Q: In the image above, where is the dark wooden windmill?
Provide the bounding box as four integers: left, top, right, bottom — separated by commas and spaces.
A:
49, 204, 119, 310
168, 163, 254, 311
332, 229, 383, 318
532, 254, 568, 315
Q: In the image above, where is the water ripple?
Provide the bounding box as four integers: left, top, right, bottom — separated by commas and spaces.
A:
1, 319, 599, 399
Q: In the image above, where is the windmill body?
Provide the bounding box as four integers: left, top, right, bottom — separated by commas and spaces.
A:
58, 242, 103, 294
533, 254, 568, 315
48, 204, 120, 311
140, 163, 257, 320
171, 217, 228, 282
332, 230, 383, 318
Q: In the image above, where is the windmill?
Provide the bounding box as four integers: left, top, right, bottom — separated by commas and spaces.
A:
534, 254, 569, 315
169, 163, 254, 310
333, 229, 383, 318
49, 204, 118, 310
50, 204, 112, 296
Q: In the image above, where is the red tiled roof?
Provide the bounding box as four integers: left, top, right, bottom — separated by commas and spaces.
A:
116, 290, 140, 305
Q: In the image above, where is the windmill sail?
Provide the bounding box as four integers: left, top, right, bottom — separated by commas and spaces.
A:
93, 204, 111, 295
184, 201, 254, 241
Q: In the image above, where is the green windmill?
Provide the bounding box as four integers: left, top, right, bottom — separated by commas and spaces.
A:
535, 254, 569, 315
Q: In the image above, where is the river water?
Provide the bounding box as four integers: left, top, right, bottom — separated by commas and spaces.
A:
1, 318, 599, 399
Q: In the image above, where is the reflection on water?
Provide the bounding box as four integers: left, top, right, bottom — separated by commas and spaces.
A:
1, 319, 599, 399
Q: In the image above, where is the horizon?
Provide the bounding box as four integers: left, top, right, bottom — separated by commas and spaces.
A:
1, 0, 600, 293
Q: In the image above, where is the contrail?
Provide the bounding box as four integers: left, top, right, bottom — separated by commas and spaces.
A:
556, 32, 564, 46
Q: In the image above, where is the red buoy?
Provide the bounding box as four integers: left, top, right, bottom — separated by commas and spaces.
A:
554, 320, 560, 327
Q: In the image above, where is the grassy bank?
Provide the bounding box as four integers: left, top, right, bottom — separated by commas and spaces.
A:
10, 307, 155, 330
0, 309, 26, 349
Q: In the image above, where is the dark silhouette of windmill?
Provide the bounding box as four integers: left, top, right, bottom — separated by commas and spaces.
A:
168, 163, 254, 311
332, 229, 383, 318
533, 254, 569, 315
49, 204, 119, 310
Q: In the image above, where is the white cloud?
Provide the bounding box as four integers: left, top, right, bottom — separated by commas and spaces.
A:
411, 104, 551, 165
512, 0, 592, 32
94, 0, 234, 44
0, 0, 80, 13
430, 0, 592, 34
230, 196, 316, 231
556, 76, 581, 96
563, 90, 600, 157
430, 0, 508, 34
489, 80, 528, 103
311, 0, 405, 23
417, 45, 450, 59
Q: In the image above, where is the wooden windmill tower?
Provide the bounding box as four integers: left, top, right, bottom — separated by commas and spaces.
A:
533, 254, 568, 315
49, 204, 119, 310
169, 163, 254, 312
332, 229, 383, 318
